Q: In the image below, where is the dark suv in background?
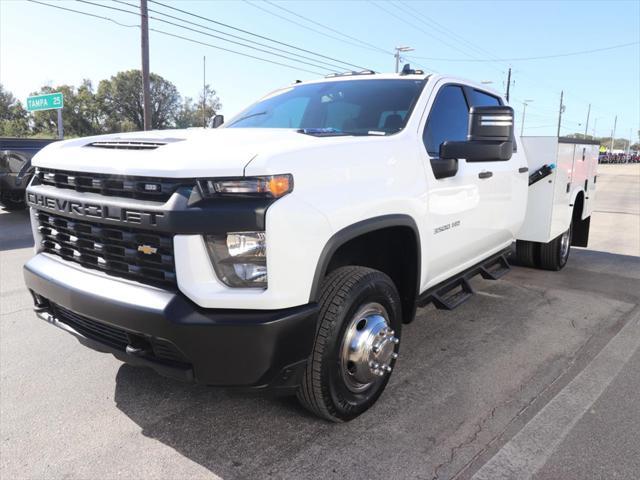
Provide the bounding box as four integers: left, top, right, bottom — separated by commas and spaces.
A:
0, 138, 57, 210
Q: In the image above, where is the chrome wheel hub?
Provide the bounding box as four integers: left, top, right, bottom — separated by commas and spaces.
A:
340, 302, 399, 393
560, 229, 570, 260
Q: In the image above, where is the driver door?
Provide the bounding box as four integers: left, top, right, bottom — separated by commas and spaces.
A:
420, 83, 494, 285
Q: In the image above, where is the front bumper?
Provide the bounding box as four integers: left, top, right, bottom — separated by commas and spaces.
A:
24, 254, 318, 389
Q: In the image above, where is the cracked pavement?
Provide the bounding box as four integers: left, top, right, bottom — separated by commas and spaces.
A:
1, 164, 639, 479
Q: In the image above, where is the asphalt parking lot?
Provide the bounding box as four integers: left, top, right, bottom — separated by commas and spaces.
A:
1, 164, 639, 480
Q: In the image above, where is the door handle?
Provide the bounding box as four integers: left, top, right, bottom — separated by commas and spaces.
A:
519, 167, 529, 173
478, 171, 493, 179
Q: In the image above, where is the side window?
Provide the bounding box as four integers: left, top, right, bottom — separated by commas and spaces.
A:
467, 88, 516, 152
468, 89, 501, 107
423, 85, 469, 156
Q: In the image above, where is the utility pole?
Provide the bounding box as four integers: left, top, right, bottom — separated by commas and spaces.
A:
505, 67, 512, 102
140, 0, 152, 130
394, 46, 414, 73
520, 99, 533, 137
610, 115, 617, 153
584, 103, 591, 138
556, 90, 564, 137
203, 56, 206, 128
57, 109, 64, 139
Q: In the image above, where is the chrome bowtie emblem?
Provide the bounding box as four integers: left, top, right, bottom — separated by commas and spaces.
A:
137, 244, 157, 255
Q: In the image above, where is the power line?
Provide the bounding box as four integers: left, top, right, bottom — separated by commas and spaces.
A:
113, 0, 348, 71
242, 0, 386, 62
149, 0, 369, 71
79, 0, 334, 72
406, 41, 639, 62
27, 0, 137, 28
391, 0, 629, 121
396, 0, 503, 63
29, 0, 326, 76
150, 28, 325, 76
261, 0, 391, 55
369, 1, 481, 62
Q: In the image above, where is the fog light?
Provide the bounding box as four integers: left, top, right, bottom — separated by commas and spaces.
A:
205, 232, 267, 288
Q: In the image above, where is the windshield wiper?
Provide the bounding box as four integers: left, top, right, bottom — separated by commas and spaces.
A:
298, 128, 385, 137
298, 128, 349, 137
227, 111, 268, 126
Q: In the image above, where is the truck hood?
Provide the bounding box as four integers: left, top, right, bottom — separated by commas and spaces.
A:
31, 128, 341, 178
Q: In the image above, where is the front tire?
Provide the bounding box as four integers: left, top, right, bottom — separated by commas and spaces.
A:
297, 266, 402, 422
0, 192, 26, 211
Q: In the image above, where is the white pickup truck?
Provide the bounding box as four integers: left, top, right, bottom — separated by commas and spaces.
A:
23, 68, 598, 422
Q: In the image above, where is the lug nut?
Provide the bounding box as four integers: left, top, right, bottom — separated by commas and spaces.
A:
392, 352, 398, 359
372, 344, 380, 353
393, 337, 400, 344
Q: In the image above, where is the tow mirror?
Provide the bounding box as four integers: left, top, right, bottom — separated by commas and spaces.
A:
440, 106, 514, 162
211, 114, 224, 128
468, 106, 514, 142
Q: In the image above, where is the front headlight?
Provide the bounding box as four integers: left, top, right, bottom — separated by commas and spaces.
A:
205, 232, 267, 288
198, 174, 293, 198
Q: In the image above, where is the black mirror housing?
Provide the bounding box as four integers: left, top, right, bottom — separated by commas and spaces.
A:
440, 140, 514, 162
438, 106, 515, 163
468, 106, 514, 141
430, 157, 458, 179
211, 114, 224, 128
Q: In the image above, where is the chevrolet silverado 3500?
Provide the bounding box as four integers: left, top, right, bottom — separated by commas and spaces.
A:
23, 69, 598, 422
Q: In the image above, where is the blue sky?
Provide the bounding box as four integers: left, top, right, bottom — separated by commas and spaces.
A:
1, 0, 638, 141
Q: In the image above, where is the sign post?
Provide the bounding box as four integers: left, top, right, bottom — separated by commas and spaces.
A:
26, 93, 64, 139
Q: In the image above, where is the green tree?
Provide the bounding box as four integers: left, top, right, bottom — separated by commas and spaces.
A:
97, 70, 181, 131
175, 85, 222, 128
0, 84, 29, 137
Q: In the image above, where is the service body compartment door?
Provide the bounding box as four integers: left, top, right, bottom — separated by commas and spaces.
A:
516, 137, 599, 244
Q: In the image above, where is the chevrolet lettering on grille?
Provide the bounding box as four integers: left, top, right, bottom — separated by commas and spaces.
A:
26, 192, 165, 227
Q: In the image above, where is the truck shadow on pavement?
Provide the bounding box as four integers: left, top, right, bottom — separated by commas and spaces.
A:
113, 365, 322, 478
0, 209, 34, 251
111, 249, 640, 480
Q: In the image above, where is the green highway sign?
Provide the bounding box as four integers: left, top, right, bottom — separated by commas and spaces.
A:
26, 92, 64, 112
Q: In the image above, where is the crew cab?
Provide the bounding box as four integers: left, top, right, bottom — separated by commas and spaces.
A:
23, 69, 598, 422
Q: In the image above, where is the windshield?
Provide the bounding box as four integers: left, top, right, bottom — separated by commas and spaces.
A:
226, 79, 425, 135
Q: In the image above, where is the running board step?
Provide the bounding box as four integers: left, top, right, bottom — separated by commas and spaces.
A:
416, 248, 512, 311
430, 277, 474, 310
479, 255, 511, 280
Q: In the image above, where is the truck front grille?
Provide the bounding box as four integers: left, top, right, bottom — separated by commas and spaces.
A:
36, 168, 191, 202
36, 211, 176, 287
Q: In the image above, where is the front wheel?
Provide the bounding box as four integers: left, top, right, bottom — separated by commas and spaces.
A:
297, 266, 402, 422
0, 192, 26, 211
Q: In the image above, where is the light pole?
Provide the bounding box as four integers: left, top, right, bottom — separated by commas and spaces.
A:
520, 99, 534, 137
610, 115, 617, 153
394, 46, 414, 73
592, 117, 600, 138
